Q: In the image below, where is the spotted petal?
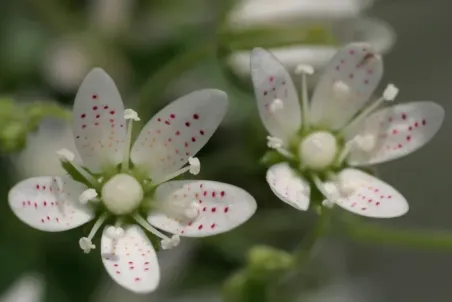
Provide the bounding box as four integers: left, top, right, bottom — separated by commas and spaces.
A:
73, 68, 127, 172
101, 225, 160, 294
266, 163, 310, 210
335, 168, 408, 218
131, 89, 228, 180
148, 180, 256, 237
8, 176, 94, 231
347, 101, 444, 166
250, 48, 302, 142
310, 43, 383, 130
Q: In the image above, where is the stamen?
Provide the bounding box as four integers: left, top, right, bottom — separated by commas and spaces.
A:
269, 98, 284, 113
335, 140, 355, 166
266, 136, 295, 159
339, 83, 399, 136
153, 157, 201, 186
121, 109, 140, 172
57, 149, 98, 187
295, 64, 314, 127
79, 213, 109, 253
353, 134, 376, 152
133, 214, 180, 250
105, 226, 125, 239
79, 188, 98, 204
312, 174, 338, 208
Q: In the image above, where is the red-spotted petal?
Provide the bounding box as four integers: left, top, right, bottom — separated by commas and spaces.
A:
73, 68, 127, 172
266, 163, 310, 210
335, 168, 408, 218
8, 176, 94, 232
131, 89, 228, 179
101, 225, 160, 294
347, 101, 444, 166
147, 180, 256, 237
250, 48, 302, 141
310, 43, 383, 130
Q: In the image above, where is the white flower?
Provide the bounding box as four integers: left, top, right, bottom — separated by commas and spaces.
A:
227, 0, 395, 77
8, 68, 257, 294
251, 43, 444, 218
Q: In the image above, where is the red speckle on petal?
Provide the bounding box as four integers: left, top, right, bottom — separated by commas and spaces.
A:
200, 130, 205, 135
392, 129, 398, 135
224, 207, 229, 213
422, 119, 427, 125
191, 137, 196, 142
211, 207, 216, 213
109, 110, 115, 115
104, 105, 108, 109
175, 131, 180, 136
193, 114, 199, 120
81, 114, 86, 118
198, 225, 203, 230
401, 113, 407, 120
406, 135, 411, 141
93, 106, 98, 110
220, 191, 225, 197
211, 223, 216, 229
185, 122, 190, 127
170, 114, 175, 119
92, 94, 98, 100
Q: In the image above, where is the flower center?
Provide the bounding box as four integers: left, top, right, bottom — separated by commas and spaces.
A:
101, 173, 143, 215
299, 131, 337, 170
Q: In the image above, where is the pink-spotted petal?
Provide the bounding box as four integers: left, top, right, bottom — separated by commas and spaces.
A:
147, 180, 256, 237
101, 225, 160, 294
8, 176, 94, 232
310, 43, 383, 130
131, 90, 228, 179
73, 68, 127, 172
347, 101, 444, 166
266, 163, 310, 211
250, 48, 302, 141
335, 168, 408, 218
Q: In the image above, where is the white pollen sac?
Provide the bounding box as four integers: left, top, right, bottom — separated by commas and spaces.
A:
79, 237, 95, 253
383, 83, 399, 101
299, 131, 337, 170
101, 173, 143, 215
56, 148, 75, 162
266, 136, 283, 149
332, 81, 351, 100
188, 157, 200, 175
294, 64, 314, 75
79, 188, 98, 204
124, 108, 140, 121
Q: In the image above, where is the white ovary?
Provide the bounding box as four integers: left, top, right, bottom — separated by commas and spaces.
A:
101, 174, 143, 215
299, 131, 338, 169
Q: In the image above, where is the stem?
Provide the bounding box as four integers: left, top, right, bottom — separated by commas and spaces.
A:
344, 217, 452, 251
137, 42, 214, 123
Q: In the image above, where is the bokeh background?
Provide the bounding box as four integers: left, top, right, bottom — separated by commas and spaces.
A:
0, 0, 451, 301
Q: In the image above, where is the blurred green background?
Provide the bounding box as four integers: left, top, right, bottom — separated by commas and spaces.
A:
0, 0, 451, 301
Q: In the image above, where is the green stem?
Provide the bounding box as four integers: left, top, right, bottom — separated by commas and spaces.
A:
137, 42, 215, 123
344, 217, 452, 250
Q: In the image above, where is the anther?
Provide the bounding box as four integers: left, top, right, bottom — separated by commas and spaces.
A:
383, 84, 399, 101
267, 136, 283, 149
188, 157, 200, 175
79, 237, 95, 253
294, 64, 314, 75
56, 148, 75, 162
124, 109, 140, 121
105, 226, 125, 239
79, 188, 98, 204
269, 99, 284, 113
161, 235, 180, 250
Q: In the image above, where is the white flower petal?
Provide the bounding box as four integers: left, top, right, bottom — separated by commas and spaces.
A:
101, 225, 160, 294
131, 89, 228, 179
148, 181, 256, 237
310, 43, 383, 130
0, 274, 44, 302
266, 163, 311, 210
347, 101, 444, 166
8, 176, 95, 232
335, 168, 408, 218
250, 48, 302, 141
73, 68, 127, 172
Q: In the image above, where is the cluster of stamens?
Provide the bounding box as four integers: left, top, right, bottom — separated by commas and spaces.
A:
57, 109, 203, 253
265, 62, 400, 208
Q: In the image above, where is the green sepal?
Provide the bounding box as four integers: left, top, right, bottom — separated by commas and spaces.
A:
259, 150, 286, 167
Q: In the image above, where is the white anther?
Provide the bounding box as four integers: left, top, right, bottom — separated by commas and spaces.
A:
124, 109, 140, 121
79, 237, 95, 253
339, 179, 359, 197
184, 204, 199, 219
294, 64, 314, 75
56, 148, 75, 162
333, 81, 351, 99
269, 98, 284, 113
322, 199, 335, 208
188, 157, 200, 175
383, 84, 399, 101
161, 235, 180, 250
98, 177, 104, 183
267, 136, 283, 149
105, 226, 125, 239
354, 134, 376, 152
79, 188, 98, 204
